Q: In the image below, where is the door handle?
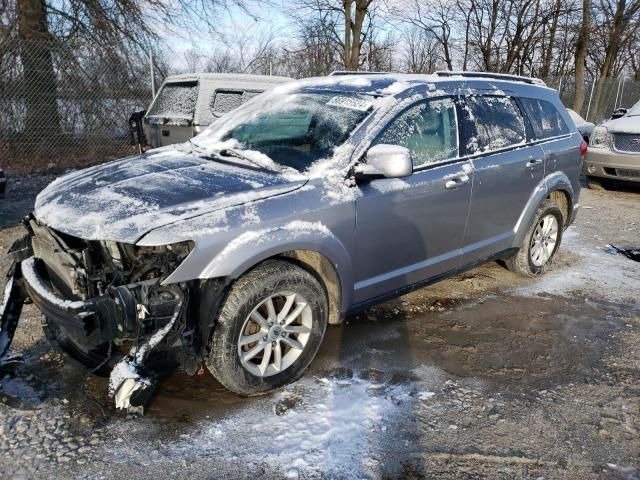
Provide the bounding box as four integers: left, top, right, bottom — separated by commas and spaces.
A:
526, 158, 543, 168
445, 174, 470, 190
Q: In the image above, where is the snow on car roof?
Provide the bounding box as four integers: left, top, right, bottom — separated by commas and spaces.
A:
163, 73, 293, 85
291, 72, 553, 98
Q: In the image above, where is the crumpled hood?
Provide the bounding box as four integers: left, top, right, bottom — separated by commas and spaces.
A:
34, 148, 306, 243
603, 115, 640, 134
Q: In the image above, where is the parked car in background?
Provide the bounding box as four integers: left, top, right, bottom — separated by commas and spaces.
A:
566, 108, 594, 143
610, 107, 629, 120
2, 72, 584, 413
137, 73, 292, 149
583, 98, 640, 189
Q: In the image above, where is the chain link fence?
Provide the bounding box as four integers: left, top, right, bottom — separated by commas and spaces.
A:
0, 39, 153, 173
1, 37, 639, 174
545, 75, 640, 123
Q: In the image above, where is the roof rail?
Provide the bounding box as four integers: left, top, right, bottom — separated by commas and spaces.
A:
435, 71, 546, 86
329, 70, 392, 76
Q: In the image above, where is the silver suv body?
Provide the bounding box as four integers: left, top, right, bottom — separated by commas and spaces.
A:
1, 73, 583, 412
583, 99, 640, 187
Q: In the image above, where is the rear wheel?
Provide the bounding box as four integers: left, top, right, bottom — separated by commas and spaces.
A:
205, 260, 328, 396
505, 200, 564, 277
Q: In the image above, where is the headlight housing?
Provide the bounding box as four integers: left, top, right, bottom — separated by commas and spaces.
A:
590, 126, 610, 148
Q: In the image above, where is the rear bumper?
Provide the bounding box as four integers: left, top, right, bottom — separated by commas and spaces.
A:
583, 148, 640, 182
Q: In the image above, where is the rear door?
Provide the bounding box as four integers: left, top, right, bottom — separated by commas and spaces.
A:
520, 98, 580, 195
353, 97, 472, 304
459, 95, 544, 263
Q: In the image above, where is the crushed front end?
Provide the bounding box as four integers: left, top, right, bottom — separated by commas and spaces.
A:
1, 216, 199, 414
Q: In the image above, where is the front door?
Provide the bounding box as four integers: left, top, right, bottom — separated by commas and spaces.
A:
353, 97, 472, 305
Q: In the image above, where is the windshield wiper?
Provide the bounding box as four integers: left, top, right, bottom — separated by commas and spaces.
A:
219, 148, 280, 173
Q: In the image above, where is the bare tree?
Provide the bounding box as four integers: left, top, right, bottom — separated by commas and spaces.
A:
290, 0, 377, 71
16, 0, 61, 144
392, 0, 456, 70
183, 49, 202, 73
401, 26, 444, 73
589, 0, 640, 119
573, 0, 591, 112
6, 0, 262, 154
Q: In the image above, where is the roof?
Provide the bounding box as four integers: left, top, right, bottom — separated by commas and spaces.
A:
297, 72, 554, 98
163, 73, 293, 85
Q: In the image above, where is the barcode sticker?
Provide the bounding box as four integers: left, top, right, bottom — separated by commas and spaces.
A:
327, 96, 373, 112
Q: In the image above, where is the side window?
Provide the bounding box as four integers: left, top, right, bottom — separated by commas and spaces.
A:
461, 96, 526, 153
376, 98, 458, 168
520, 98, 569, 139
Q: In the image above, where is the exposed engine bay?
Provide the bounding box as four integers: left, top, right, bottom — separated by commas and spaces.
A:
0, 215, 207, 414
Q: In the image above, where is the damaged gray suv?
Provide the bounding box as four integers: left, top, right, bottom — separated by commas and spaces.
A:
1, 72, 584, 412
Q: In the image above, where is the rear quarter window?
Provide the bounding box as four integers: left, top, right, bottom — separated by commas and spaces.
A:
460, 96, 526, 154
520, 98, 569, 139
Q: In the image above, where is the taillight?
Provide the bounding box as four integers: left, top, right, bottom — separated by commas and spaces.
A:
579, 140, 588, 157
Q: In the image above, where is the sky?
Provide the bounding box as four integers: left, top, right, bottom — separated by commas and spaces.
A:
160, 1, 293, 72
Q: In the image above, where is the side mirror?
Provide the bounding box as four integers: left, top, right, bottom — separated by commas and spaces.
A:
356, 144, 413, 180
611, 108, 627, 119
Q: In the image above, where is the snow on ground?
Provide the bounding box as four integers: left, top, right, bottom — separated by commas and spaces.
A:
511, 227, 640, 303
106, 374, 421, 479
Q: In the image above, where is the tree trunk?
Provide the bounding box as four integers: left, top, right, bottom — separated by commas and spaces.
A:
441, 26, 453, 70
17, 0, 61, 147
462, 12, 470, 70
540, 0, 561, 79
343, 0, 353, 69
572, 0, 590, 114
589, 0, 628, 121
350, 0, 367, 70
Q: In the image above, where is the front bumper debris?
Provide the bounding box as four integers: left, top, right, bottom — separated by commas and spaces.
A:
1, 233, 189, 413
0, 263, 26, 365
109, 286, 185, 414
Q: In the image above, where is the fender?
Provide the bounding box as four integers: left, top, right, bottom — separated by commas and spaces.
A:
513, 171, 576, 246
164, 221, 354, 317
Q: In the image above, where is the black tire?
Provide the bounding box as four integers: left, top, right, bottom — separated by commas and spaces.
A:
587, 176, 607, 191
505, 200, 564, 277
42, 316, 120, 376
205, 259, 328, 396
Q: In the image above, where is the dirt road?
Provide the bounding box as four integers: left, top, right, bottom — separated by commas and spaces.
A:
0, 178, 639, 479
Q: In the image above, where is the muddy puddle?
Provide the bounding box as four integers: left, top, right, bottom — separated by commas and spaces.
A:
46, 291, 627, 426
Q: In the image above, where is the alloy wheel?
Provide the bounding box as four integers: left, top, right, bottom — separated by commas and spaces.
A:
237, 291, 313, 377
530, 214, 559, 267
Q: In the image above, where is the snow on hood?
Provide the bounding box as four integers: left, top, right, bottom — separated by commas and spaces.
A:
34, 148, 306, 243
602, 114, 640, 134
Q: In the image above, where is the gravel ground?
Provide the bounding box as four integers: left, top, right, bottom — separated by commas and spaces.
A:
0, 176, 639, 479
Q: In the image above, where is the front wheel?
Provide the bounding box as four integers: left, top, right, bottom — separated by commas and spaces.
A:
505, 200, 564, 277
205, 260, 328, 396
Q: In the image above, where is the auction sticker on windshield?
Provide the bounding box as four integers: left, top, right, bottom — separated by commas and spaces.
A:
327, 96, 373, 112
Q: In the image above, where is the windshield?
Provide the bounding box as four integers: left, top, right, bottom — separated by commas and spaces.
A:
191, 91, 373, 172
628, 99, 640, 116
